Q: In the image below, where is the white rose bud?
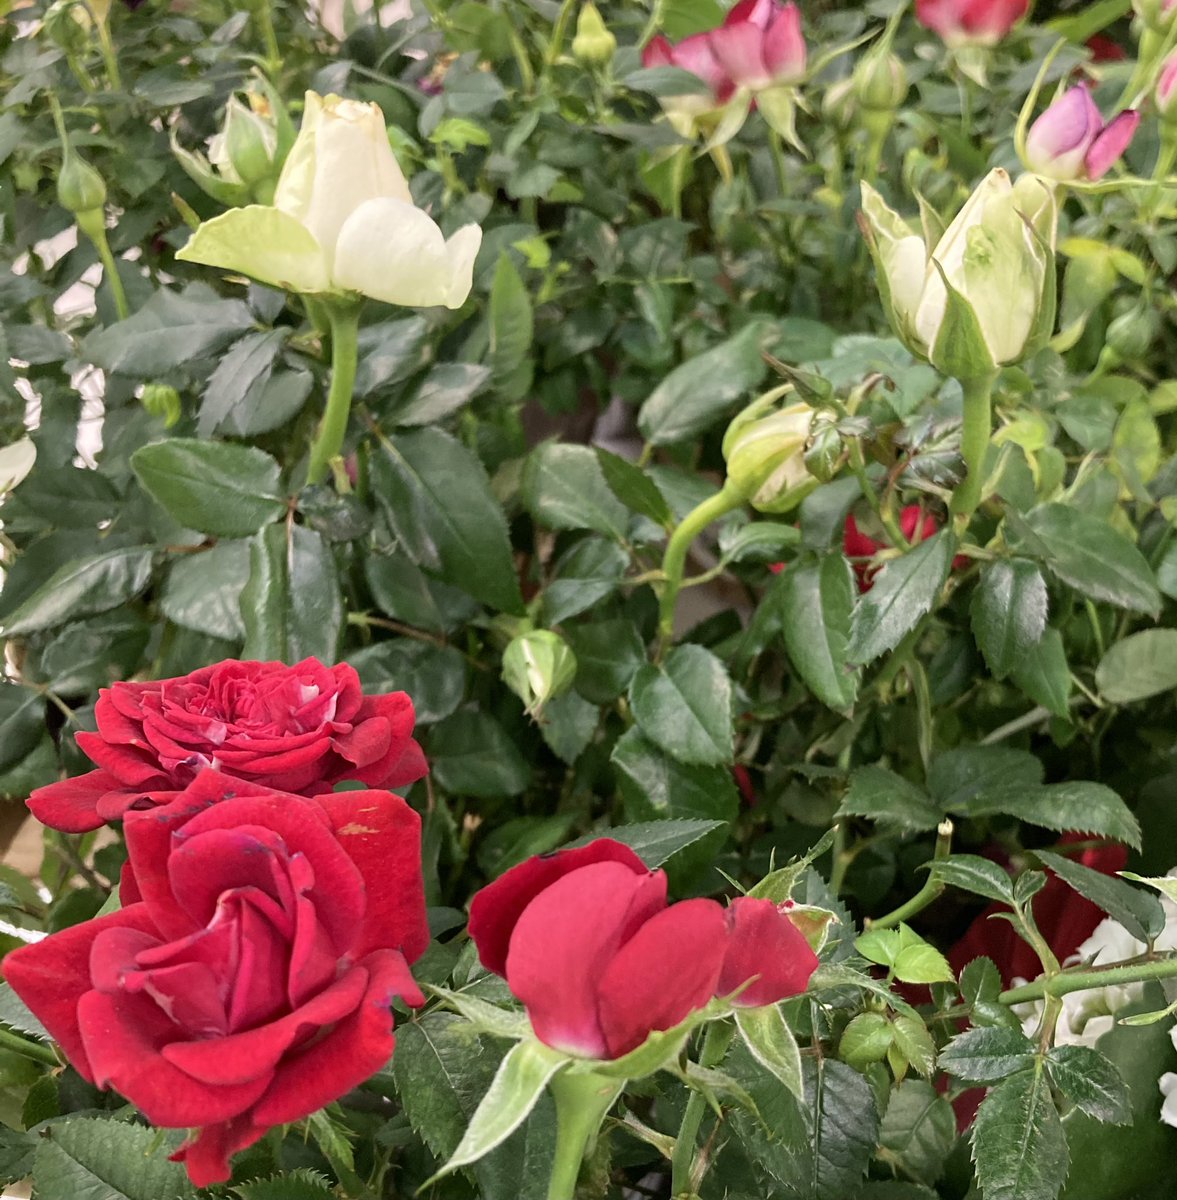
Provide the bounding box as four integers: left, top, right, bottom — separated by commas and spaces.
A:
722, 391, 817, 513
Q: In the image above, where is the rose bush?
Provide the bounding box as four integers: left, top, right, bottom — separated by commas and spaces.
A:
28, 657, 425, 833
4, 769, 428, 1186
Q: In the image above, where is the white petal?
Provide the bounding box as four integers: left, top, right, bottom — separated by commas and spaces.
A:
334, 197, 457, 307
273, 91, 323, 223
443, 225, 482, 309
0, 439, 36, 493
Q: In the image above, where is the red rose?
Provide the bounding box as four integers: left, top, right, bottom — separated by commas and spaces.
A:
3, 770, 429, 1187
717, 896, 819, 1007
29, 657, 427, 833
843, 506, 968, 593
469, 839, 729, 1059
915, 0, 1028, 47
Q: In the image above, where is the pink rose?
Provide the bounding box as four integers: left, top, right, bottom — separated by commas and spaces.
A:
915, 0, 1028, 47
29, 657, 427, 833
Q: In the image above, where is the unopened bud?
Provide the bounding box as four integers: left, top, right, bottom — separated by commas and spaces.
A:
723, 390, 818, 513
44, 0, 91, 54
141, 382, 182, 427
853, 49, 908, 113
572, 3, 616, 65
57, 146, 106, 216
803, 421, 843, 483
221, 96, 279, 188
502, 630, 577, 714
822, 77, 857, 131
1105, 303, 1158, 361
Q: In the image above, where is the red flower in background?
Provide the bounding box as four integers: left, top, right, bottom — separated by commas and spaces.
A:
915, 0, 1028, 47
844, 505, 965, 592
29, 657, 426, 834
4, 771, 429, 1186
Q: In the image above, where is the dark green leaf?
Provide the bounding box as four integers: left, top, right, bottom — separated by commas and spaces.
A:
971, 559, 1049, 680
927, 855, 1016, 905
1010, 626, 1071, 718
1033, 849, 1165, 943
1095, 628, 1177, 704
1008, 504, 1160, 616
541, 538, 628, 625
1, 546, 154, 636
878, 1080, 956, 1186
637, 322, 770, 446
429, 711, 530, 798
538, 690, 598, 765
35, 612, 151, 695
488, 254, 533, 401
971, 1066, 1068, 1200
364, 549, 479, 635
846, 532, 955, 666
779, 554, 859, 710
198, 329, 287, 436
838, 765, 942, 833
0, 683, 45, 772
940, 1028, 1037, 1083
354, 317, 432, 398
595, 448, 673, 526
386, 362, 491, 426
131, 440, 286, 538
239, 525, 343, 663
523, 443, 629, 539
629, 644, 733, 765
928, 746, 1043, 810
960, 781, 1140, 849
566, 619, 646, 704
348, 641, 466, 725
563, 819, 727, 868
234, 1169, 337, 1200
371, 429, 523, 615
1046, 1045, 1131, 1124
160, 541, 250, 640
0, 980, 49, 1039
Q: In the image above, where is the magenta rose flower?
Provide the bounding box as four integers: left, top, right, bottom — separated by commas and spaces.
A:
28, 657, 427, 833
4, 770, 429, 1187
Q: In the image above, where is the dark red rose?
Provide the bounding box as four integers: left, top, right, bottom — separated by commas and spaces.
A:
469, 839, 729, 1058
28, 657, 427, 833
843, 506, 967, 593
4, 770, 428, 1187
717, 896, 819, 1006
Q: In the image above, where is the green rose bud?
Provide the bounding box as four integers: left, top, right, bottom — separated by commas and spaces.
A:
853, 49, 908, 113
502, 630, 578, 714
219, 96, 281, 189
57, 145, 107, 216
1105, 302, 1159, 362
572, 3, 616, 66
141, 382, 182, 427
723, 390, 818, 513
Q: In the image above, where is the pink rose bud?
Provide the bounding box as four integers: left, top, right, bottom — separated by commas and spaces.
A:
1025, 86, 1139, 182
915, 0, 1028, 47
642, 31, 734, 105
708, 0, 807, 89
1157, 51, 1177, 121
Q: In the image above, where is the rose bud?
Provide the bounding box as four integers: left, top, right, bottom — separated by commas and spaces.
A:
572, 1, 616, 66
140, 381, 182, 426
716, 897, 819, 1007
860, 169, 1057, 377
853, 46, 909, 115
3, 771, 429, 1187
501, 629, 578, 715
27, 656, 426, 834
1024, 87, 1139, 183
722, 392, 817, 513
915, 0, 1028, 48
708, 0, 807, 90
468, 839, 729, 1059
1157, 51, 1177, 122
178, 90, 481, 308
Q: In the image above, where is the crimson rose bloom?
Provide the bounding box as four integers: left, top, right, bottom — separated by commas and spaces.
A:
29, 657, 427, 833
4, 770, 429, 1186
717, 896, 819, 1007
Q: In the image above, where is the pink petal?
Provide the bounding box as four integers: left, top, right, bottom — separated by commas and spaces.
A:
642, 34, 674, 69
709, 23, 771, 89
725, 0, 774, 30
672, 32, 732, 98
1025, 87, 1101, 178
1085, 109, 1139, 180
763, 3, 806, 84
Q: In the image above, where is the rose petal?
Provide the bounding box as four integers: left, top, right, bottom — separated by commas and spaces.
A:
716, 896, 819, 1007
27, 770, 119, 833
170, 1116, 266, 1189
1085, 109, 1139, 181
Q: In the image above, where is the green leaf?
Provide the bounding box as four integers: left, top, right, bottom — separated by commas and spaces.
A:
160, 541, 250, 641
131, 439, 286, 538
927, 855, 1016, 905
893, 942, 954, 985
612, 727, 738, 829
959, 957, 1023, 1030
435, 1039, 566, 1177
927, 745, 1043, 810
940, 1027, 1037, 1083
1008, 504, 1160, 616
736, 1004, 803, 1099
878, 1080, 956, 1187
541, 538, 628, 625
488, 254, 533, 401
0, 980, 49, 1040
629, 644, 733, 765
595, 448, 673, 526
234, 1169, 337, 1200
566, 619, 646, 704
891, 1015, 937, 1078
429, 711, 530, 798
0, 683, 45, 772
32, 1117, 196, 1200
1010, 626, 1072, 718
1045, 1045, 1131, 1125
0, 547, 155, 637
84, 285, 254, 375
846, 531, 955, 666
1095, 628, 1177, 704
386, 362, 491, 426
838, 765, 942, 833
804, 1058, 880, 1199
36, 613, 151, 695
371, 429, 524, 615
198, 328, 287, 436
638, 322, 770, 447
1032, 849, 1165, 943
971, 1065, 1068, 1200
563, 819, 727, 868
970, 559, 1049, 680
426, 989, 532, 1041
779, 554, 859, 710
239, 524, 343, 663
348, 640, 466, 725
353, 317, 432, 398
1119, 871, 1177, 904
539, 690, 599, 765
958, 781, 1140, 849
523, 443, 629, 539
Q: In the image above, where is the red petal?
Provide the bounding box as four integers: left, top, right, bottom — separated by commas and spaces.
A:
171, 1117, 266, 1188
469, 838, 650, 976
76, 731, 169, 788
27, 770, 118, 833
716, 896, 819, 1006
598, 899, 727, 1058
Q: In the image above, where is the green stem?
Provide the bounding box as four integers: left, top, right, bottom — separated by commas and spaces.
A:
0, 1025, 59, 1066
306, 301, 362, 486
1144, 130, 1177, 224
867, 820, 953, 931
253, 0, 282, 74
546, 0, 577, 66
949, 372, 996, 532
95, 17, 123, 92
999, 955, 1177, 1007
78, 212, 129, 321
670, 1020, 734, 1199
657, 479, 748, 652
546, 1071, 622, 1200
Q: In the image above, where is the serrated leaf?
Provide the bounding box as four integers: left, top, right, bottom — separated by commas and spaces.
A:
779, 554, 859, 710
234, 1168, 336, 1200
0, 980, 49, 1039
928, 745, 1043, 810
161, 540, 250, 641
736, 1004, 803, 1099
839, 1012, 894, 1070
846, 531, 955, 666
595, 448, 673, 526
628, 644, 733, 765
523, 443, 628, 539
971, 559, 1049, 680
958, 781, 1140, 849
198, 328, 286, 436
891, 1015, 937, 1077
940, 1027, 1036, 1083
878, 1079, 956, 1186
971, 1065, 1068, 1200
838, 765, 942, 833
1010, 626, 1071, 718
0, 683, 45, 772
489, 254, 533, 401
1045, 1045, 1131, 1124
563, 819, 727, 868
132, 439, 286, 538
928, 855, 1017, 905
1033, 850, 1165, 943
426, 988, 532, 1041
1119, 871, 1177, 904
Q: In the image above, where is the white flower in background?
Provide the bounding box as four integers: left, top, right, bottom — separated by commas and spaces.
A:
1162, 1025, 1177, 1129
0, 439, 36, 493
177, 91, 481, 309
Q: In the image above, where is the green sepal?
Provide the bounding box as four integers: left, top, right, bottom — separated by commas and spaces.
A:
928, 259, 997, 380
